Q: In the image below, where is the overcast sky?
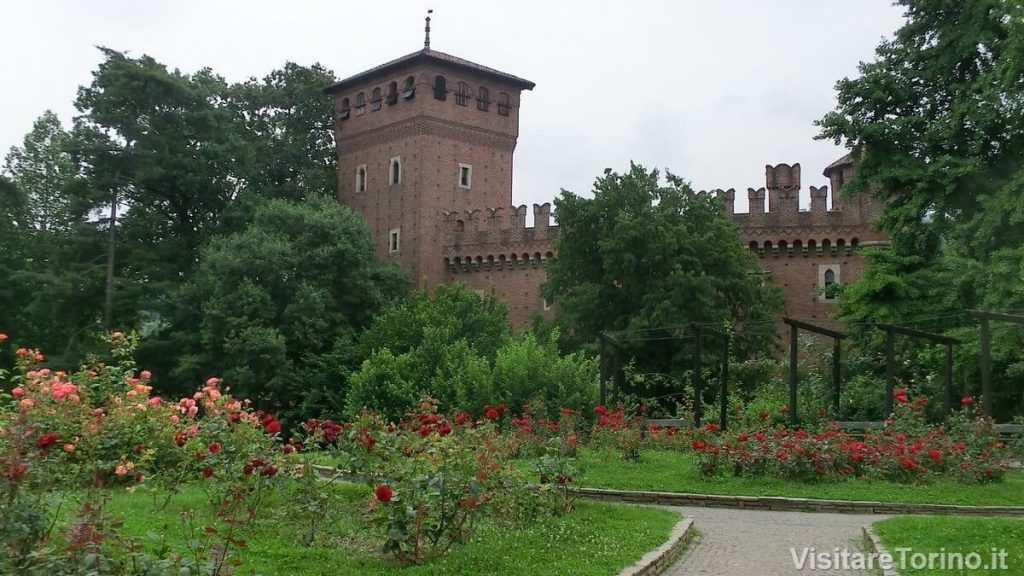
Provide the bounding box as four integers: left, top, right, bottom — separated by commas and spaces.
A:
0, 0, 905, 213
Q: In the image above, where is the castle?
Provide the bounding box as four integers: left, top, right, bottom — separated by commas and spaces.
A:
327, 35, 887, 327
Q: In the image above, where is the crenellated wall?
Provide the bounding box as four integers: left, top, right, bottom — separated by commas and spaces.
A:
439, 202, 557, 325
707, 161, 888, 321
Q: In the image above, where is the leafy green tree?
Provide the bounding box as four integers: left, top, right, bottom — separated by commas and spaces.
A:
492, 330, 598, 417
167, 196, 407, 420
543, 163, 781, 390
74, 48, 251, 320
228, 62, 338, 202
1, 114, 107, 364
357, 283, 511, 361
817, 0, 1024, 417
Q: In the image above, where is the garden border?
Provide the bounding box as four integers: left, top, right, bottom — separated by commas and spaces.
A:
618, 516, 694, 576
862, 525, 901, 576
576, 487, 1024, 517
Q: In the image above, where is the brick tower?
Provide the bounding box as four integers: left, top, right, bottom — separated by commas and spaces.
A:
326, 20, 535, 291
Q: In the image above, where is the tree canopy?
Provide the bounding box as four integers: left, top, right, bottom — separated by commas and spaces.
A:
817, 0, 1024, 417
543, 163, 782, 389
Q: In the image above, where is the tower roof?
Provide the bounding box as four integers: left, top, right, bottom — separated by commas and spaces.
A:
325, 48, 536, 94
822, 153, 853, 176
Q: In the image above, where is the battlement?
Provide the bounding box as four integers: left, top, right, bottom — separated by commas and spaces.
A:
709, 162, 883, 229
442, 202, 558, 241
441, 202, 557, 273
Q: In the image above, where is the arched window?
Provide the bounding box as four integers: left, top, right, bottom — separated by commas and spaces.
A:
749, 240, 759, 253
389, 156, 402, 185
477, 86, 490, 111
807, 239, 817, 253
455, 219, 465, 232
821, 239, 832, 253
778, 240, 788, 254
402, 75, 416, 99
824, 269, 837, 300
355, 92, 365, 115
355, 164, 367, 193
370, 87, 382, 111
455, 82, 470, 106
433, 75, 447, 100
497, 92, 510, 116
387, 81, 398, 105
339, 97, 351, 120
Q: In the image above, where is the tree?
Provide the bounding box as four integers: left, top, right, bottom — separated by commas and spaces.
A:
3, 111, 76, 232
167, 196, 407, 420
1, 115, 107, 365
228, 62, 338, 202
817, 0, 1024, 417
543, 163, 781, 387
357, 283, 511, 362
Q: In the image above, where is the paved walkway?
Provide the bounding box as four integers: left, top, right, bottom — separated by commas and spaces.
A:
664, 507, 885, 576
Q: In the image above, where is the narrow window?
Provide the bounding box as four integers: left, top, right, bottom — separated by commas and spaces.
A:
389, 228, 401, 253
434, 75, 447, 100
339, 97, 351, 120
459, 164, 472, 188
455, 219, 465, 232
355, 164, 367, 192
497, 92, 510, 116
477, 87, 490, 111
824, 269, 836, 299
455, 82, 469, 106
387, 81, 398, 105
403, 75, 416, 99
389, 157, 402, 185
370, 87, 382, 111
355, 92, 365, 115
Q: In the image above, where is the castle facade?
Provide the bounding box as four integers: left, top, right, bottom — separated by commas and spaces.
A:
327, 45, 887, 326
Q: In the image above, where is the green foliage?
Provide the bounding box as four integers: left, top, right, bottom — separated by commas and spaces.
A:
171, 196, 407, 419
492, 330, 598, 418
358, 283, 510, 361
817, 0, 1024, 419
346, 349, 419, 422
1, 113, 107, 367
544, 163, 781, 391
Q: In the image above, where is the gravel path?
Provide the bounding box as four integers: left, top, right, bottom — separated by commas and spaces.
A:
664, 507, 886, 576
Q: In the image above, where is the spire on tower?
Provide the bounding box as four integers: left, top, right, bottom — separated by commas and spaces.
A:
425, 9, 433, 49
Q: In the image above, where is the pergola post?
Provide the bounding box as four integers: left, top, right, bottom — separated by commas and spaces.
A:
884, 328, 895, 416
788, 322, 798, 427
692, 327, 703, 427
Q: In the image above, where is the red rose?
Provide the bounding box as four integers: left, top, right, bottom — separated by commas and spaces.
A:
961, 396, 974, 406
200, 466, 213, 479
593, 405, 608, 416
306, 418, 319, 430
208, 442, 221, 454
927, 449, 942, 463
419, 425, 432, 437
11, 463, 26, 478
264, 420, 281, 434
737, 433, 748, 443
36, 432, 60, 450
360, 434, 376, 448
894, 388, 909, 404
691, 440, 706, 452
437, 424, 452, 436
454, 411, 471, 425
485, 408, 499, 421
899, 458, 917, 470
242, 464, 254, 476
261, 464, 277, 477
375, 484, 393, 503
134, 471, 144, 483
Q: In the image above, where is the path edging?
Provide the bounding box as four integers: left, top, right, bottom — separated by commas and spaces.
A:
862, 525, 901, 576
618, 516, 694, 576
577, 487, 1024, 516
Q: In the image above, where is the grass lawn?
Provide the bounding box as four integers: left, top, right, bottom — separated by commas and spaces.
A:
873, 516, 1024, 575
102, 482, 681, 576
574, 449, 1024, 506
